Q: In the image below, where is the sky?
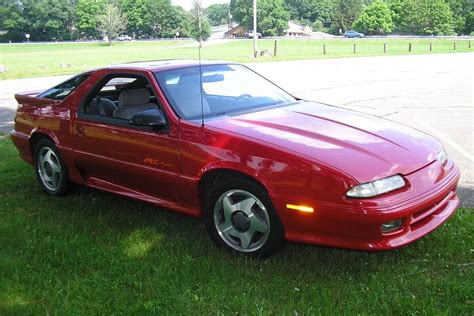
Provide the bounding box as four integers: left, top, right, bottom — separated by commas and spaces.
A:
172, 0, 229, 11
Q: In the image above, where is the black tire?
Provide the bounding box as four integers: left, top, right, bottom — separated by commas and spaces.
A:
204, 178, 285, 258
34, 138, 71, 196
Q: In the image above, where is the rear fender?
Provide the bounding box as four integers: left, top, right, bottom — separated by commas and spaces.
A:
28, 127, 86, 185
29, 127, 60, 147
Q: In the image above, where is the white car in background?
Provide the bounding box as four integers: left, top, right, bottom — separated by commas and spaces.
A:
245, 31, 262, 39
117, 35, 132, 41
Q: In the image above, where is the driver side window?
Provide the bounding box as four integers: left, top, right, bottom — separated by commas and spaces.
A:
80, 74, 161, 124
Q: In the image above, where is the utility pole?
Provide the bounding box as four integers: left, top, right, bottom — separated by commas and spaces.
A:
253, 0, 257, 58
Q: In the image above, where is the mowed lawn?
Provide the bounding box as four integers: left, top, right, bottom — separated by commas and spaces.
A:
0, 38, 472, 79
0, 137, 473, 314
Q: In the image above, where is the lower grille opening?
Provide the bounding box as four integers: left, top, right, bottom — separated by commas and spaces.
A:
410, 191, 454, 230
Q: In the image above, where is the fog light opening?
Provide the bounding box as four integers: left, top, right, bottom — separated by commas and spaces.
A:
381, 219, 403, 234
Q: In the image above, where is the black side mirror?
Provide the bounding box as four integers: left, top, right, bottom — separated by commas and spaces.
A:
130, 109, 167, 130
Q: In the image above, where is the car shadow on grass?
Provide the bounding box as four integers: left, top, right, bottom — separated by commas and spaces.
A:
3, 134, 473, 314
3, 141, 469, 279
53, 184, 454, 274
2, 155, 472, 314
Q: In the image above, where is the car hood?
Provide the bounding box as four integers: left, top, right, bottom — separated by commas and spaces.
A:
206, 101, 442, 183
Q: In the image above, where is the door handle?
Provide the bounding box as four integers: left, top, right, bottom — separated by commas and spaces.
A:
75, 125, 85, 137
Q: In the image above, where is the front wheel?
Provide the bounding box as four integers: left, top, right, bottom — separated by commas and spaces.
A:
34, 139, 71, 196
204, 178, 285, 258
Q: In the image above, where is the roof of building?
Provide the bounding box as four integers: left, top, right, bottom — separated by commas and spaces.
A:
286, 21, 312, 35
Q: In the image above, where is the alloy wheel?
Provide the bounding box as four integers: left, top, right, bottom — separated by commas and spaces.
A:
37, 147, 62, 191
213, 189, 270, 253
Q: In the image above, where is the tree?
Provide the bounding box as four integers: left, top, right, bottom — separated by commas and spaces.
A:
0, 0, 196, 42
284, 0, 334, 27
119, 0, 149, 38
29, 0, 76, 41
448, 0, 474, 35
145, 0, 183, 38
388, 0, 411, 32
230, 0, 290, 36
1, 0, 85, 42
168, 5, 193, 38
190, 0, 211, 46
117, 0, 189, 39
389, 0, 455, 35
412, 0, 454, 35
0, 2, 29, 41
97, 4, 128, 45
353, 0, 394, 34
206, 3, 230, 26
332, 0, 366, 33
76, 0, 107, 39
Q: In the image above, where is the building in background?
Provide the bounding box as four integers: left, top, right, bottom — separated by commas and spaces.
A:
285, 21, 312, 37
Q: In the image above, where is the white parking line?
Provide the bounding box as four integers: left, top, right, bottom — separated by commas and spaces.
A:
415, 118, 474, 163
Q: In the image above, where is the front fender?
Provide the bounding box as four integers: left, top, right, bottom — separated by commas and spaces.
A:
199, 160, 275, 194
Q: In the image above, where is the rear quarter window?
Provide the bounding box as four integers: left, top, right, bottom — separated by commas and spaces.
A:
38, 73, 90, 100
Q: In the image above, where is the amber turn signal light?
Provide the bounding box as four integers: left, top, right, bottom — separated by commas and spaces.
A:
286, 204, 314, 213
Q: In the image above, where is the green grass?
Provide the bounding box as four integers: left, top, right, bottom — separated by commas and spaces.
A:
0, 38, 472, 80
0, 138, 473, 314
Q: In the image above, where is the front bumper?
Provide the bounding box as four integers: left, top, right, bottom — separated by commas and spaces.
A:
272, 161, 461, 251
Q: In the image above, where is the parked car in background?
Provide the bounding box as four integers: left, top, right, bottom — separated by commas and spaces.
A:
245, 31, 262, 39
344, 30, 364, 38
10, 60, 460, 258
117, 35, 132, 41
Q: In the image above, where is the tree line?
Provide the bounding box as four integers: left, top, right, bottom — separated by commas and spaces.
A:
0, 0, 472, 42
230, 0, 472, 36
0, 0, 207, 42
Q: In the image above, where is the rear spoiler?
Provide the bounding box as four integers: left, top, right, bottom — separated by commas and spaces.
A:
14, 91, 61, 107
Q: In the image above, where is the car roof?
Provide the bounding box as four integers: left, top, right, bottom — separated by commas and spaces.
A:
103, 59, 238, 73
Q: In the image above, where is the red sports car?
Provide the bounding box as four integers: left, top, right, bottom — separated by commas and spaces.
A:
11, 60, 460, 257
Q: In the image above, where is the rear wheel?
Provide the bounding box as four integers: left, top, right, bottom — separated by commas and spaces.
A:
34, 139, 71, 196
204, 178, 285, 258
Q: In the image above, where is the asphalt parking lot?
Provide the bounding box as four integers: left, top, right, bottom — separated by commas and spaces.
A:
1, 53, 472, 206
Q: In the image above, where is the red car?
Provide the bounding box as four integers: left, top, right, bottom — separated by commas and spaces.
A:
11, 61, 460, 257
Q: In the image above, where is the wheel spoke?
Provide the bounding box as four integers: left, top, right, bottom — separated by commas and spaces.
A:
218, 223, 239, 238
234, 197, 256, 216
39, 151, 46, 166
222, 195, 236, 223
50, 173, 58, 188
44, 149, 52, 164
50, 159, 61, 175
42, 173, 51, 181
249, 214, 268, 233
239, 230, 253, 249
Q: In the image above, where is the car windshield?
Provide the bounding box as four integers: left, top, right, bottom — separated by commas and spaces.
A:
154, 64, 296, 120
